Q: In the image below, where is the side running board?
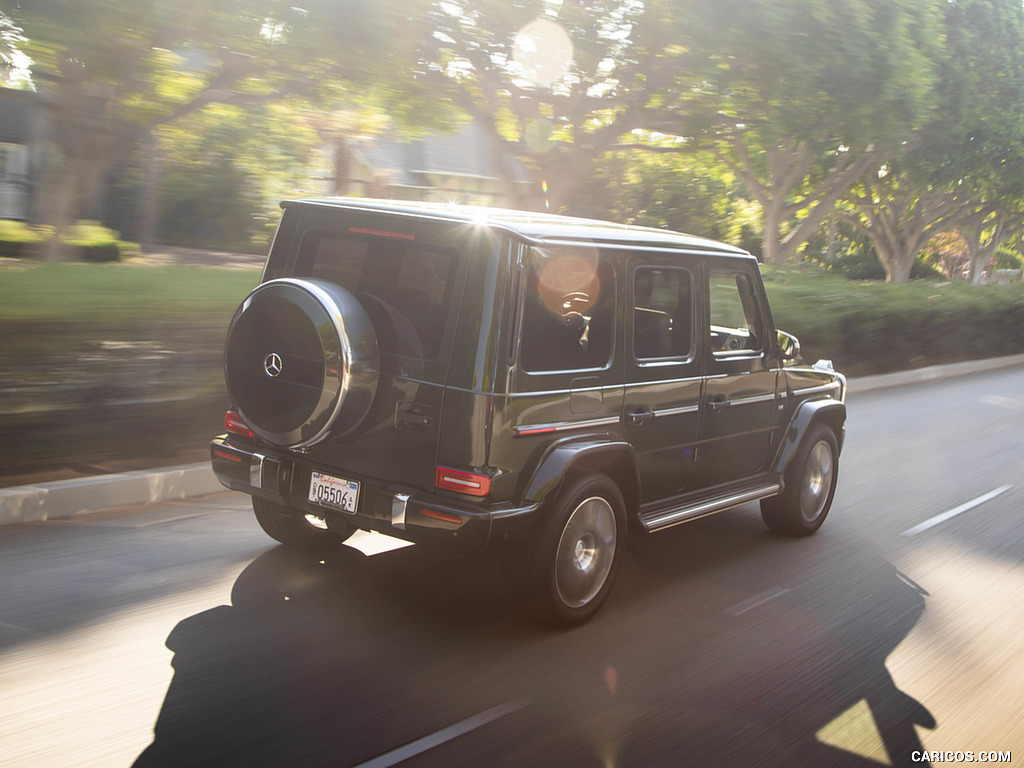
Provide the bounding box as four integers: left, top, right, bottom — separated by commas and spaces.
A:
640, 481, 781, 533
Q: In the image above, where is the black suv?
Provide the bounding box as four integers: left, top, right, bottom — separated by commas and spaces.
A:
211, 198, 846, 625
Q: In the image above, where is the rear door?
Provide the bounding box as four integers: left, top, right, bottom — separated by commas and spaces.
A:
622, 255, 703, 503
696, 258, 782, 487
288, 207, 469, 490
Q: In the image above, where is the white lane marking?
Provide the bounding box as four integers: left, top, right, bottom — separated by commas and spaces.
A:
902, 485, 1013, 537
353, 700, 528, 768
725, 587, 791, 617
981, 394, 1024, 411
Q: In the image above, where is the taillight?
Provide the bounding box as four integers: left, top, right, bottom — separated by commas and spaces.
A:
225, 410, 254, 439
435, 467, 491, 497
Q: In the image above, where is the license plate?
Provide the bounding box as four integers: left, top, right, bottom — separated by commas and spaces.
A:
308, 472, 360, 514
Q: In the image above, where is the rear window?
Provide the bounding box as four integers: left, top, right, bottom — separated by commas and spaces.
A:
293, 230, 457, 359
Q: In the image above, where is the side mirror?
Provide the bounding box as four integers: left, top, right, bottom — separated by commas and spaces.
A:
775, 330, 800, 362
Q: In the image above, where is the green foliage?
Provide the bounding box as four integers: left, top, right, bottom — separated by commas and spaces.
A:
763, 265, 1024, 374
151, 101, 325, 253
576, 147, 764, 254
994, 244, 1023, 270
0, 219, 45, 257
59, 220, 125, 262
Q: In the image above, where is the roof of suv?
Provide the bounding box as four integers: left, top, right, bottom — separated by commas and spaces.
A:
283, 197, 750, 256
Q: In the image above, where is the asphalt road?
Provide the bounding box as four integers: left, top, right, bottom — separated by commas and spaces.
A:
1, 367, 1022, 767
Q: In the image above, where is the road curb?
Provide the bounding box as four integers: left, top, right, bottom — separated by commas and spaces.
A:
846, 353, 1024, 395
0, 462, 223, 527
2, 353, 1023, 527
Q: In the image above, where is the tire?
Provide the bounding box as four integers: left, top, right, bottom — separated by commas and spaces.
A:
509, 474, 626, 627
224, 278, 379, 449
761, 422, 839, 536
252, 497, 353, 551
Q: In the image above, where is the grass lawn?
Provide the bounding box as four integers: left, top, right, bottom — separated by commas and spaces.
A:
0, 261, 259, 322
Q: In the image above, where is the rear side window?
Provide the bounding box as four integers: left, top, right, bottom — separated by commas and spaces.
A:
519, 247, 615, 372
633, 267, 693, 360
294, 231, 457, 359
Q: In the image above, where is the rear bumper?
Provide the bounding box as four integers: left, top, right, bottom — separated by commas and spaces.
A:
211, 436, 540, 557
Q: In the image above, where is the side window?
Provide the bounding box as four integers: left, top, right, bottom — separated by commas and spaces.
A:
633, 267, 693, 361
709, 271, 762, 356
519, 249, 615, 373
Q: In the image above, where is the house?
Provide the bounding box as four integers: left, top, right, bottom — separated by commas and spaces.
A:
0, 87, 46, 220
326, 122, 535, 207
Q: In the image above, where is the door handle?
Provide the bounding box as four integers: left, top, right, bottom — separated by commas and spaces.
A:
628, 409, 653, 426
708, 395, 729, 414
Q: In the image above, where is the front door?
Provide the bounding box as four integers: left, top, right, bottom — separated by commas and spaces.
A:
696, 262, 781, 487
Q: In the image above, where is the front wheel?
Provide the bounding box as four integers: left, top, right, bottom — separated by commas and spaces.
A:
508, 474, 625, 627
252, 497, 353, 551
761, 423, 839, 536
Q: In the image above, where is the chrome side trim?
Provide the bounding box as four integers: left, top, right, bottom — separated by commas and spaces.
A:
392, 493, 410, 530
652, 403, 701, 417
640, 483, 781, 532
250, 453, 265, 489
728, 392, 777, 406
515, 415, 620, 436
790, 382, 841, 397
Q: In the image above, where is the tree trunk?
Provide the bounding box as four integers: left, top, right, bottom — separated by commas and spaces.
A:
138, 132, 161, 252
761, 198, 785, 264
958, 210, 1015, 286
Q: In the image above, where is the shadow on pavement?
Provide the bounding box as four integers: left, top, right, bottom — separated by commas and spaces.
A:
134, 514, 935, 767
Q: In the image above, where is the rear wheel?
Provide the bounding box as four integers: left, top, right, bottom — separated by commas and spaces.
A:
252, 497, 353, 551
509, 474, 625, 627
761, 423, 839, 536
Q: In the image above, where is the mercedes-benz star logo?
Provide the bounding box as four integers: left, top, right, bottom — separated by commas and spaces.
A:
263, 352, 283, 378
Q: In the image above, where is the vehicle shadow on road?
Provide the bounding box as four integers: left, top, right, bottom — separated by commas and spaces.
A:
133, 511, 936, 767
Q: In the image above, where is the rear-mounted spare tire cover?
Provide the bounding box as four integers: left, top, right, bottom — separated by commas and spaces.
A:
224, 278, 379, 448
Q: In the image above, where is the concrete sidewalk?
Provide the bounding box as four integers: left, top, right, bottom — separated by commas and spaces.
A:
2, 353, 1023, 528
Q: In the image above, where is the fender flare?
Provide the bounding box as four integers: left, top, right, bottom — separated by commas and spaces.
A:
522, 437, 639, 506
771, 398, 846, 476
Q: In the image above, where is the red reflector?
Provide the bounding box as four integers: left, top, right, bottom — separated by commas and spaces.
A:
348, 226, 416, 240
224, 411, 254, 439
516, 426, 558, 436
435, 467, 491, 497
421, 508, 463, 525
213, 449, 243, 463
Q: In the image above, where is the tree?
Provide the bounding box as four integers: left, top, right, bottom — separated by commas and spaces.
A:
840, 166, 963, 283
645, 0, 944, 265
939, 0, 1024, 284
417, 0, 701, 212
0, 0, 425, 256
840, 0, 1024, 283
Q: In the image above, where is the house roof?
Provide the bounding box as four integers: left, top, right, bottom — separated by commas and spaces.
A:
348, 123, 529, 187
